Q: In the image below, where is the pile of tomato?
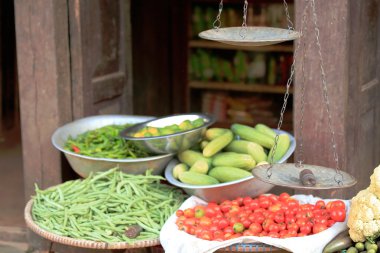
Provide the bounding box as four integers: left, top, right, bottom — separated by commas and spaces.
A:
175, 193, 346, 241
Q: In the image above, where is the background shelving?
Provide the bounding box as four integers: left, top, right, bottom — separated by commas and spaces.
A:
186, 0, 295, 130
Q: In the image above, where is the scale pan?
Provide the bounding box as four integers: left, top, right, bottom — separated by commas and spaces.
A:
252, 163, 357, 190
199, 26, 300, 47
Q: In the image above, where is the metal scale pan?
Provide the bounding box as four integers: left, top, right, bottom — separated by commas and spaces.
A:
199, 27, 300, 47
253, 163, 357, 190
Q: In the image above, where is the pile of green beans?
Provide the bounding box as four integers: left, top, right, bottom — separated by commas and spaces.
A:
32, 168, 186, 244
64, 124, 149, 159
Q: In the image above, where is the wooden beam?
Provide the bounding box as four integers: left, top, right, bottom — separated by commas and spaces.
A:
14, 0, 72, 200
294, 0, 349, 198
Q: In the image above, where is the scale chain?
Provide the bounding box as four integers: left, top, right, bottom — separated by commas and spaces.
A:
283, 0, 295, 30
267, 0, 311, 178
310, 0, 343, 185
239, 0, 248, 39
213, 0, 224, 30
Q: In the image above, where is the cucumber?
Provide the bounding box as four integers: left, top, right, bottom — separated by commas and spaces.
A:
189, 159, 209, 174
212, 152, 256, 170
208, 166, 252, 183
225, 140, 268, 163
267, 134, 290, 163
255, 123, 277, 138
179, 171, 219, 185
203, 130, 234, 158
177, 150, 212, 167
205, 128, 228, 141
231, 123, 275, 149
172, 163, 189, 179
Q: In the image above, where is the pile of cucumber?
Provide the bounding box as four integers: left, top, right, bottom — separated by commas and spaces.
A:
323, 230, 379, 253
172, 123, 291, 185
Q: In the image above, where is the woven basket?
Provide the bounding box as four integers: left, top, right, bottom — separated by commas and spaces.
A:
24, 199, 161, 249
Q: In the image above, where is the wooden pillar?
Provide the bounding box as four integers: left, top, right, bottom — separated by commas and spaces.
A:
294, 0, 380, 198
14, 0, 72, 199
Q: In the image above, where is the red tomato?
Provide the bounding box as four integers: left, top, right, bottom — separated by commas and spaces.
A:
314, 200, 326, 210
205, 206, 217, 218
243, 196, 253, 206
330, 208, 346, 222
217, 218, 229, 230
184, 217, 197, 226
268, 223, 280, 233
199, 217, 212, 227
259, 196, 271, 209
199, 230, 213, 240
327, 219, 336, 227
279, 192, 291, 202
249, 222, 263, 234
259, 231, 268, 237
223, 226, 234, 234
296, 218, 308, 227
277, 222, 286, 231
298, 232, 307, 237
267, 231, 280, 238
241, 218, 252, 228
243, 229, 257, 236
274, 211, 285, 223
247, 200, 260, 211
250, 213, 265, 224
183, 208, 195, 218
235, 197, 244, 206
213, 230, 225, 241
313, 223, 328, 234
268, 194, 279, 203
268, 203, 282, 213
299, 225, 312, 235
287, 223, 299, 232
176, 210, 184, 217
326, 200, 345, 210
262, 218, 275, 232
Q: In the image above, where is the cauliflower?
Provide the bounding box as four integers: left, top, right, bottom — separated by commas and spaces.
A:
348, 164, 380, 242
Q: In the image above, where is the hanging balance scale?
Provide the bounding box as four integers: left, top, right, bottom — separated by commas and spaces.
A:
199, 0, 357, 190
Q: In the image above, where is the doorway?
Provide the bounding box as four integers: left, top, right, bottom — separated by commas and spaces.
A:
0, 0, 24, 229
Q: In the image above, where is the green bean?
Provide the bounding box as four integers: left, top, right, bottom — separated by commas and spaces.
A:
32, 168, 186, 243
63, 124, 149, 159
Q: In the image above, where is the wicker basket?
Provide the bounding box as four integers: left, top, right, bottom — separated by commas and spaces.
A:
24, 199, 161, 249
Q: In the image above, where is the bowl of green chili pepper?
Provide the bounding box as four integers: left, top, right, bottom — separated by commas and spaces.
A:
52, 115, 175, 178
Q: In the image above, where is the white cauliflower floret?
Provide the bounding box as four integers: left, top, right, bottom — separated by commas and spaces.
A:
369, 165, 380, 196
348, 187, 380, 242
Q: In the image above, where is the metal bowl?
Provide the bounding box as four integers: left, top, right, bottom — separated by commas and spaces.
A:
51, 115, 175, 178
120, 113, 215, 155
165, 129, 296, 203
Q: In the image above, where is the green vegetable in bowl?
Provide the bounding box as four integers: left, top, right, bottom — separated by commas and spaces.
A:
32, 168, 186, 243
64, 124, 149, 159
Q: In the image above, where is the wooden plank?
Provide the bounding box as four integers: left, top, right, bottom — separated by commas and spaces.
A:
345, 0, 380, 197
189, 40, 294, 53
14, 0, 72, 198
68, 0, 132, 117
293, 0, 349, 198
189, 81, 293, 94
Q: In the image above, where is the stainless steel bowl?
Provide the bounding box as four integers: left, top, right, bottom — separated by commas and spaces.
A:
165, 129, 296, 202
51, 115, 175, 178
120, 113, 215, 155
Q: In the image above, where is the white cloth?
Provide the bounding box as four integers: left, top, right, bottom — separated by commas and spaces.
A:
160, 195, 351, 253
